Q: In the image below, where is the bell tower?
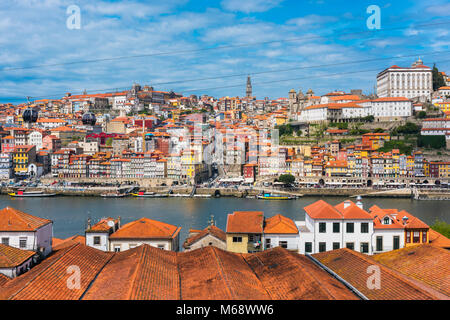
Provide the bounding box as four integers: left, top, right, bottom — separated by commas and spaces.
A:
246, 75, 252, 98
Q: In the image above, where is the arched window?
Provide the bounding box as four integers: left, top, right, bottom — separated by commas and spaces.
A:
383, 217, 390, 225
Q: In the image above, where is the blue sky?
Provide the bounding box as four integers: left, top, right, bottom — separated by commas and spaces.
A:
0, 0, 449, 103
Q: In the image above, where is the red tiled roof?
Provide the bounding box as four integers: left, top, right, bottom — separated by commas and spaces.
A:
314, 248, 442, 300
373, 244, 450, 297
183, 225, 226, 248
226, 211, 264, 234
304, 200, 342, 220
334, 201, 373, 220
263, 214, 298, 234
109, 218, 181, 240
0, 244, 35, 268
0, 207, 52, 232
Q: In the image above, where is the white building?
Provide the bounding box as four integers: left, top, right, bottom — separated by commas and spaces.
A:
376, 59, 432, 100
27, 131, 43, 151
297, 199, 374, 255
0, 153, 12, 180
0, 244, 35, 278
0, 207, 53, 257
85, 217, 120, 252
85, 217, 181, 252
263, 214, 299, 251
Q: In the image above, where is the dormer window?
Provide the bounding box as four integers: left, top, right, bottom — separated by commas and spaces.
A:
383, 217, 391, 225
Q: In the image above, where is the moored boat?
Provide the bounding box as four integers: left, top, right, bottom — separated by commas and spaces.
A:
8, 190, 56, 197
257, 193, 295, 200
131, 191, 169, 198
101, 192, 128, 198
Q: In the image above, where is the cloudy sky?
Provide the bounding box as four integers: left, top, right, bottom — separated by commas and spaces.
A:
0, 0, 449, 103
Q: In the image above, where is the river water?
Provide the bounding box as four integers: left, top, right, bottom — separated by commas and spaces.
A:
0, 195, 448, 244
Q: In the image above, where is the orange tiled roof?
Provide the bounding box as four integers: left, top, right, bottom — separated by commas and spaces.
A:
334, 201, 373, 220
373, 244, 450, 298
304, 200, 342, 220
109, 218, 181, 240
314, 248, 443, 300
0, 244, 35, 268
0, 207, 52, 232
428, 229, 450, 248
183, 225, 226, 248
226, 211, 264, 234
263, 214, 298, 234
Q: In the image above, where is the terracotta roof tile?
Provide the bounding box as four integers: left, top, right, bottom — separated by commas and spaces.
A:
0, 244, 35, 268
263, 214, 298, 234
183, 225, 226, 248
304, 200, 342, 220
110, 218, 181, 240
0, 207, 52, 232
226, 211, 264, 234
373, 244, 450, 297
313, 248, 441, 300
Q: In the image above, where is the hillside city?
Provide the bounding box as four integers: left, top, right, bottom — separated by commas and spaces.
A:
0, 58, 450, 301
0, 58, 449, 192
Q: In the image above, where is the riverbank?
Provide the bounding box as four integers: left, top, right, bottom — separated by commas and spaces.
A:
3, 185, 448, 199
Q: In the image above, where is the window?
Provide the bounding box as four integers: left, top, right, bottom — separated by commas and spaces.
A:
249, 234, 254, 242
114, 246, 121, 252
383, 217, 390, 225
361, 223, 369, 233
376, 236, 383, 251
333, 222, 340, 233
393, 236, 400, 250
1, 237, 9, 246
279, 241, 288, 249
346, 242, 354, 250
305, 242, 312, 253
413, 231, 420, 243
93, 236, 101, 245
157, 245, 165, 250
319, 222, 326, 233
360, 242, 369, 253
19, 237, 27, 249
346, 223, 354, 233
265, 238, 271, 249
232, 236, 242, 243
319, 242, 326, 252
406, 231, 411, 243
332, 242, 340, 250
422, 231, 427, 243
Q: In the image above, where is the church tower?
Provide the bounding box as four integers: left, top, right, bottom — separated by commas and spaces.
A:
246, 75, 252, 98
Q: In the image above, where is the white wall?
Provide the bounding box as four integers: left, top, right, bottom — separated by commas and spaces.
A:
85, 232, 109, 251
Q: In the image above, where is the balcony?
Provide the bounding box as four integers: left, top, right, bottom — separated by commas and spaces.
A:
247, 242, 262, 253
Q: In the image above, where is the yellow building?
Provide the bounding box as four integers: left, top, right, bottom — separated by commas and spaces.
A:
13, 145, 36, 176
226, 211, 264, 254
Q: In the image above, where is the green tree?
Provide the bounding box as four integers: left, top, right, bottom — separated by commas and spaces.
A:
278, 174, 295, 184
416, 111, 426, 119
432, 64, 446, 91
431, 219, 450, 238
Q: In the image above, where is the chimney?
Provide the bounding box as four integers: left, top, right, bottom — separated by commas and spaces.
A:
118, 216, 121, 228
344, 200, 351, 209
356, 196, 363, 210
87, 218, 92, 230
402, 216, 409, 225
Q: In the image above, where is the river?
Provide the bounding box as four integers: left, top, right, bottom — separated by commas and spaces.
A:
0, 196, 448, 244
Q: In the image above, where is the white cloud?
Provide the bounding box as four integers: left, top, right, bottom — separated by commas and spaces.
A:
287, 14, 337, 29
221, 0, 284, 13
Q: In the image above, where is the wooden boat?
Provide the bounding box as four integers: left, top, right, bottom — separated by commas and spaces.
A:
8, 190, 56, 197
257, 193, 295, 200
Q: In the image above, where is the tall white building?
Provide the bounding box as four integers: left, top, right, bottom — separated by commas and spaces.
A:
376, 58, 432, 100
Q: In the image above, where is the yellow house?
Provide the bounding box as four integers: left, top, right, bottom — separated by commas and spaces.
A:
325, 160, 348, 177
435, 102, 450, 113
13, 145, 36, 176
226, 211, 264, 254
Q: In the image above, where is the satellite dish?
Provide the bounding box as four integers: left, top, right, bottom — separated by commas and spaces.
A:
107, 220, 115, 227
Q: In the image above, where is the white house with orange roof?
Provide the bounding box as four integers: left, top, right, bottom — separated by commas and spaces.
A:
0, 207, 53, 257
263, 214, 299, 251
297, 198, 374, 255
85, 217, 121, 252
107, 217, 181, 252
